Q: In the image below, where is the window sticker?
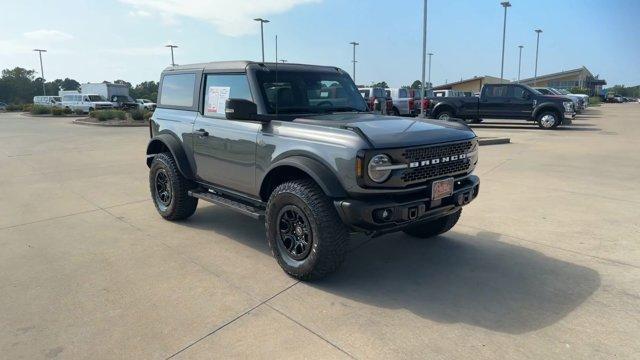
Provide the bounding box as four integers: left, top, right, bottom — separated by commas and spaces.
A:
206, 86, 230, 115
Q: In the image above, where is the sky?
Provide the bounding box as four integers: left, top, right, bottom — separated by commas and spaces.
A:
1, 0, 638, 88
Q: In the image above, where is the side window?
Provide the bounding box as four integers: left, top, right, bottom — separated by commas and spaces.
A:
159, 73, 196, 108
203, 74, 252, 117
486, 86, 508, 97
511, 87, 528, 99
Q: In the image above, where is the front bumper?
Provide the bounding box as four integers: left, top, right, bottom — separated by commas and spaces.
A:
334, 175, 480, 236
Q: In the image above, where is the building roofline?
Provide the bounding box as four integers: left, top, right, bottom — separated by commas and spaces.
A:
432, 75, 505, 90
519, 66, 592, 83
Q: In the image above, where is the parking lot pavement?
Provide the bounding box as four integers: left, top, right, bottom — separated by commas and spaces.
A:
1, 105, 639, 359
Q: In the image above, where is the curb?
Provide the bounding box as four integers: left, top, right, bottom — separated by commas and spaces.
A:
478, 137, 511, 146
20, 113, 86, 118
73, 119, 149, 127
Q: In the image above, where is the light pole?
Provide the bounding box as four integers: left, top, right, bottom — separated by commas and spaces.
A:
517, 45, 523, 83
420, 0, 428, 117
499, 1, 511, 82
349, 41, 359, 83
427, 52, 433, 89
165, 44, 178, 66
33, 49, 47, 95
254, 18, 270, 62
534, 29, 543, 86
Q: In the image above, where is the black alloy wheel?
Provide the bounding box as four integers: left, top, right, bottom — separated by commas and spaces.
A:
277, 205, 313, 261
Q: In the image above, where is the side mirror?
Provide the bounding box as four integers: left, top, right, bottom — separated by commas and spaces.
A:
523, 92, 531, 100
225, 98, 258, 121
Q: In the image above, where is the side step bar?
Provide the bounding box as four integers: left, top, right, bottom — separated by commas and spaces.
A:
188, 189, 265, 220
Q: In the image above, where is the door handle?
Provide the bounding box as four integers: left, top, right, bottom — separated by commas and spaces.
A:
194, 129, 209, 137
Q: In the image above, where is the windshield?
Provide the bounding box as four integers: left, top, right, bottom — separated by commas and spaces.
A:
556, 89, 570, 95
87, 95, 105, 102
255, 70, 368, 114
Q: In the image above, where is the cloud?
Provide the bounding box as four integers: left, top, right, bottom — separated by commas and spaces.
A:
119, 0, 321, 36
23, 30, 74, 41
128, 9, 151, 17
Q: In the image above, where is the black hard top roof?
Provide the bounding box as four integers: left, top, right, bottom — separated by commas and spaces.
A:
162, 61, 343, 73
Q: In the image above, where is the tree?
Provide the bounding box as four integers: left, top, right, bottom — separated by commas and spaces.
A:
410, 80, 422, 89
60, 78, 80, 91
130, 81, 159, 102
0, 67, 38, 103
371, 81, 389, 88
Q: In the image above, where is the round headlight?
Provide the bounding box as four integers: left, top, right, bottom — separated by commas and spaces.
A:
368, 154, 392, 183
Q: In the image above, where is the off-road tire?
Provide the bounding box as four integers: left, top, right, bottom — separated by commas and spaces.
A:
266, 179, 349, 280
536, 110, 561, 129
149, 152, 198, 220
392, 107, 400, 116
403, 209, 462, 239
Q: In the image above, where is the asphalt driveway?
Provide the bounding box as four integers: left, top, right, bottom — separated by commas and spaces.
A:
1, 105, 639, 359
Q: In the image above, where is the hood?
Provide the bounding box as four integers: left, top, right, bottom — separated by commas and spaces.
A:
293, 113, 476, 148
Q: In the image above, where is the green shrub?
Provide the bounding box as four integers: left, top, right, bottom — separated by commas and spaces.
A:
51, 107, 65, 116
21, 104, 33, 112
6, 104, 23, 111
588, 97, 601, 106
131, 109, 145, 120
73, 108, 83, 115
30, 105, 51, 115
143, 111, 153, 120
91, 109, 126, 121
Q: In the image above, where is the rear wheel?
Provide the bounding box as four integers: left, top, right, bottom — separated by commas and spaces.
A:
149, 152, 198, 220
536, 110, 561, 129
403, 209, 461, 239
392, 107, 400, 116
266, 179, 349, 280
436, 110, 453, 121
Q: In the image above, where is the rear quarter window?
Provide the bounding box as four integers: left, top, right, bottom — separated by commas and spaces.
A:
159, 73, 196, 108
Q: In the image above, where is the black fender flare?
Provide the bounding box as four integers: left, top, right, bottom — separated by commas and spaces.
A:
146, 134, 195, 179
260, 156, 347, 199
532, 103, 563, 120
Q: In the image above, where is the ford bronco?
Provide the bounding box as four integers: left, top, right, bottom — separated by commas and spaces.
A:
146, 61, 480, 280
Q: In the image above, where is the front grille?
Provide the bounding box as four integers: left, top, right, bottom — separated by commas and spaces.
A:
400, 140, 473, 183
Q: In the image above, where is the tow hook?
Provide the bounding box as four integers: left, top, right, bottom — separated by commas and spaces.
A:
456, 189, 475, 206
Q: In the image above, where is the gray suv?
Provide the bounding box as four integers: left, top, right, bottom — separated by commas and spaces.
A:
146, 61, 480, 280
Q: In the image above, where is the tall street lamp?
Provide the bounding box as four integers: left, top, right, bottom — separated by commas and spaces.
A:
517, 45, 523, 83
420, 0, 428, 118
165, 44, 178, 66
254, 18, 270, 62
33, 49, 47, 95
499, 1, 511, 82
534, 29, 543, 86
349, 41, 359, 83
427, 52, 434, 89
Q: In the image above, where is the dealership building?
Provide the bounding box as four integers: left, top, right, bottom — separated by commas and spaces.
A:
432, 67, 606, 96
519, 66, 606, 95
431, 75, 504, 93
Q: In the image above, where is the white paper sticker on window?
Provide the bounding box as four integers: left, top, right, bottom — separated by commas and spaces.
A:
206, 86, 230, 115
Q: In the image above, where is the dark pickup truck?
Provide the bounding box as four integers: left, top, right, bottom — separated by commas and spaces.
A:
426, 83, 575, 129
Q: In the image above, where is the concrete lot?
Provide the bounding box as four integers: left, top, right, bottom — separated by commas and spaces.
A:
1, 104, 639, 359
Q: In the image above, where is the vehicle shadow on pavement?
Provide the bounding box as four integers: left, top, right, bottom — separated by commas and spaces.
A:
312, 229, 601, 335
470, 123, 601, 131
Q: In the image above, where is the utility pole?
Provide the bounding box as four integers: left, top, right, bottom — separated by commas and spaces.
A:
420, 0, 428, 117
165, 44, 178, 66
254, 18, 270, 62
534, 29, 543, 86
427, 53, 434, 90
349, 42, 359, 83
499, 2, 511, 82
33, 49, 47, 95
517, 45, 523, 83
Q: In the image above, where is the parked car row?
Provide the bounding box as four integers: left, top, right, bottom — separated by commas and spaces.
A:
29, 94, 156, 113
606, 93, 637, 103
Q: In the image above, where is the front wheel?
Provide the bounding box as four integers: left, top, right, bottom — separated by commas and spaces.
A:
266, 179, 349, 280
536, 110, 560, 129
149, 152, 198, 220
403, 209, 461, 238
